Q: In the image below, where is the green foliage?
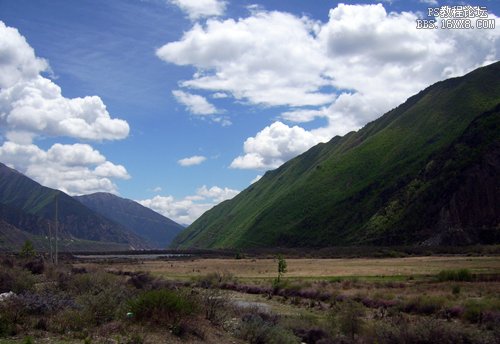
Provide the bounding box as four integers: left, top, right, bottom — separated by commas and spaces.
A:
462, 298, 500, 325
277, 254, 287, 283
172, 62, 500, 249
48, 307, 88, 333
335, 300, 365, 339
128, 289, 197, 325
19, 240, 36, 258
437, 269, 473, 282
21, 336, 34, 344
0, 266, 35, 293
237, 313, 300, 344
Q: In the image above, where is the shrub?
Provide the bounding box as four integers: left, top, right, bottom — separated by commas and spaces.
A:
128, 289, 197, 326
77, 286, 131, 326
0, 266, 35, 293
48, 307, 89, 333
462, 299, 500, 325
23, 258, 44, 274
336, 300, 365, 340
373, 317, 494, 344
67, 271, 123, 295
18, 291, 75, 315
237, 312, 299, 344
202, 288, 227, 324
400, 295, 446, 315
0, 296, 25, 337
19, 240, 36, 258
437, 269, 473, 282
198, 271, 235, 288
127, 272, 155, 290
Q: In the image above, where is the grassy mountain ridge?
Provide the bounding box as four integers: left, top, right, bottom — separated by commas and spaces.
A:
172, 62, 500, 248
75, 192, 184, 249
0, 163, 150, 250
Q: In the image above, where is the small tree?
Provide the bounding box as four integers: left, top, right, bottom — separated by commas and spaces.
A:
277, 254, 287, 283
20, 240, 36, 258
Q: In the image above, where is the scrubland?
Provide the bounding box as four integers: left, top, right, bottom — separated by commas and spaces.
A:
1, 253, 499, 343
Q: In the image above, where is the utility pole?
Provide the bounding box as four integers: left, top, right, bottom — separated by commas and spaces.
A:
48, 216, 53, 263
54, 192, 58, 265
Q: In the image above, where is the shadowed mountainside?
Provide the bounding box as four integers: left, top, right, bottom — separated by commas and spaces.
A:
75, 192, 184, 249
0, 163, 150, 251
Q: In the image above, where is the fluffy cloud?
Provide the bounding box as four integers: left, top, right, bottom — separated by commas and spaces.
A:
159, 4, 499, 170
178, 155, 207, 166
138, 184, 239, 224
230, 121, 319, 170
0, 22, 129, 143
169, 0, 226, 20
196, 185, 239, 202
0, 141, 130, 195
157, 11, 333, 107
0, 22, 48, 89
172, 90, 217, 115
0, 21, 131, 195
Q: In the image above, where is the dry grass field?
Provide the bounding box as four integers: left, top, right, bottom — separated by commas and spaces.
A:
81, 255, 500, 280
2, 254, 500, 343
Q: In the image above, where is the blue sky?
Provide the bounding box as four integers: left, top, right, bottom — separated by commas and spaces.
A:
0, 0, 498, 224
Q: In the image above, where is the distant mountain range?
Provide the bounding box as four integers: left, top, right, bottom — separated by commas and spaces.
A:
0, 163, 182, 251
75, 192, 183, 249
172, 62, 500, 249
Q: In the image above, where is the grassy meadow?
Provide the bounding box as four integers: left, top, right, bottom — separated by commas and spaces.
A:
80, 255, 500, 280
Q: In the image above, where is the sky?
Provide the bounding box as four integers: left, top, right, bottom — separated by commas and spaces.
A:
0, 0, 499, 225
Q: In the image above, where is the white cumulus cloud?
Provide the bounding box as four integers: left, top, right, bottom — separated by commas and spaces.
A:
157, 11, 334, 107
178, 155, 207, 166
0, 21, 131, 195
169, 0, 226, 20
0, 141, 130, 195
230, 121, 320, 170
138, 184, 239, 224
159, 4, 500, 170
0, 21, 129, 143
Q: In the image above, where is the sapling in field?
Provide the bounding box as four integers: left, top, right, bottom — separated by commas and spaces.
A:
276, 254, 287, 283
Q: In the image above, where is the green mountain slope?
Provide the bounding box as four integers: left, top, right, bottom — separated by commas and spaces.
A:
75, 192, 184, 248
172, 62, 500, 248
0, 163, 150, 250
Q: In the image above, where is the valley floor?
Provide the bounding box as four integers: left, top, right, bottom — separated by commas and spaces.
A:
1, 253, 499, 343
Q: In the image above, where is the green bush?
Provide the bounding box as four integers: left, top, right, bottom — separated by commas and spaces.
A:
0, 266, 35, 293
336, 300, 365, 339
128, 289, 197, 326
237, 313, 299, 344
19, 240, 36, 258
0, 296, 26, 337
48, 307, 88, 334
77, 286, 131, 326
437, 269, 473, 282
462, 299, 500, 325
